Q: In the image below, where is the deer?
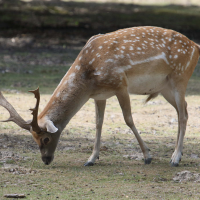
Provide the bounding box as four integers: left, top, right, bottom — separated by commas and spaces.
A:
0, 26, 199, 167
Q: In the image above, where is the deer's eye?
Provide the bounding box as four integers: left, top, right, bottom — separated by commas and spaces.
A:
43, 137, 50, 145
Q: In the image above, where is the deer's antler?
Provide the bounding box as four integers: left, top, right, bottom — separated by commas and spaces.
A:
28, 88, 42, 133
0, 91, 30, 131
0, 88, 42, 134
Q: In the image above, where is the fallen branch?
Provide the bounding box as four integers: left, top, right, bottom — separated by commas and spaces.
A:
4, 194, 26, 198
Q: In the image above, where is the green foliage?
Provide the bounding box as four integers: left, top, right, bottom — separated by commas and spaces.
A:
0, 50, 78, 94
0, 1, 200, 40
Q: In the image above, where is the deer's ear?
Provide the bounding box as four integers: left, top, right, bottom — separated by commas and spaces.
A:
46, 120, 58, 133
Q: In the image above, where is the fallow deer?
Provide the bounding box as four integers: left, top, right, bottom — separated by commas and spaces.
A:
0, 26, 199, 166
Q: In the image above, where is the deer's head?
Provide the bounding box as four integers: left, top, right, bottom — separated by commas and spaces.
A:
0, 88, 59, 165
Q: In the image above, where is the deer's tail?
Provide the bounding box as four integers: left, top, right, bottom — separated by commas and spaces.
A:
145, 92, 159, 103
195, 43, 200, 55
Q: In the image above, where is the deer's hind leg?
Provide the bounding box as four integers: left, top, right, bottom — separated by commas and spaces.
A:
161, 79, 188, 166
116, 87, 152, 164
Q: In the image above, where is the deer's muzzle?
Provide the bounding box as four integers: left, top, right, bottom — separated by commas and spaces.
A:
42, 155, 54, 165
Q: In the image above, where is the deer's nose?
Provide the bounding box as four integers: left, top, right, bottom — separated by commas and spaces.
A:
42, 156, 54, 165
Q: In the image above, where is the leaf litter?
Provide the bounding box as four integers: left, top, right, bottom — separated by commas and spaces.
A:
173, 171, 200, 183
0, 150, 37, 175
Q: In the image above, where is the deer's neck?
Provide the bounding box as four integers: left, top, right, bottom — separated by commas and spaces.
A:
38, 67, 91, 132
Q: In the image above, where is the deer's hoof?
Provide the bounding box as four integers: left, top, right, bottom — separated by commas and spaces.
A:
144, 158, 152, 164
170, 158, 180, 167
84, 162, 94, 166
171, 162, 179, 167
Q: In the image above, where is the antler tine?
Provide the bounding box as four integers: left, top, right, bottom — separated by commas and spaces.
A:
28, 88, 42, 133
0, 91, 31, 131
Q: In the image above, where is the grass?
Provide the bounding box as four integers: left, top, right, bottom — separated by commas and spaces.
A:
0, 139, 200, 200
0, 48, 80, 94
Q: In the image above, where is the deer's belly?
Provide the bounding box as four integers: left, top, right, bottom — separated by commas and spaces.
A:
127, 74, 167, 95
91, 89, 115, 100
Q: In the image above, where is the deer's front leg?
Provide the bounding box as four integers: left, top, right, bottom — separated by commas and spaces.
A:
84, 99, 106, 166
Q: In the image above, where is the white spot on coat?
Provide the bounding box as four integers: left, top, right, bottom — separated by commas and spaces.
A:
114, 54, 119, 59
96, 53, 101, 57
83, 34, 102, 50
129, 52, 169, 66
105, 59, 115, 63
56, 92, 60, 97
75, 65, 80, 70
89, 58, 95, 65
94, 71, 101, 75
185, 47, 195, 70
67, 73, 76, 88
116, 65, 132, 73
